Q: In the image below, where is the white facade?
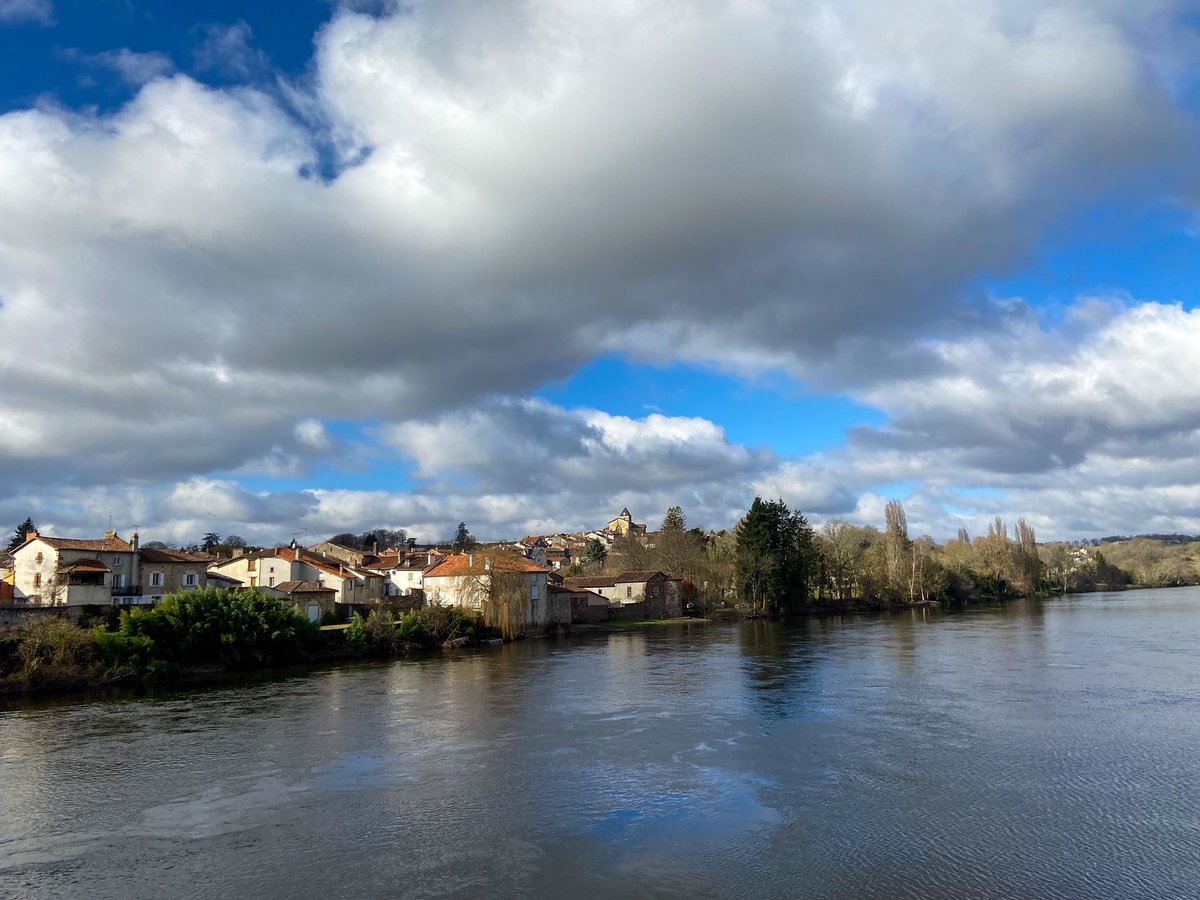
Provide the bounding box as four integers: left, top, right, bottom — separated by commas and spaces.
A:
10, 532, 138, 607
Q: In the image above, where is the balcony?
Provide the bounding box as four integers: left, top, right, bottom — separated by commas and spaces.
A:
111, 584, 142, 597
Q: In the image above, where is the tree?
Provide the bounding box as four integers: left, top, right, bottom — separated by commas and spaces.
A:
360, 528, 408, 551
819, 519, 863, 602
1013, 518, 1040, 597
225, 534, 247, 549
6, 517, 36, 553
655, 506, 706, 579
883, 500, 910, 601
452, 522, 476, 553
661, 506, 686, 532
581, 538, 608, 571
201, 532, 221, 553
735, 498, 817, 615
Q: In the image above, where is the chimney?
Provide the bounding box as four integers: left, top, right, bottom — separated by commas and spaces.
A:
373, 541, 379, 555
130, 532, 139, 552
427, 551, 435, 566
468, 553, 475, 567
294, 546, 302, 562
104, 529, 117, 540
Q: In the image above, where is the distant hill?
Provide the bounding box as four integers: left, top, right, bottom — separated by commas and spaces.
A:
1098, 534, 1200, 545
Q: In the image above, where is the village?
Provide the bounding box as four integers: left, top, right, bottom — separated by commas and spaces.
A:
0, 508, 688, 630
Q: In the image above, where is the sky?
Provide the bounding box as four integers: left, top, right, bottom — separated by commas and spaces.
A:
2, 0, 1200, 547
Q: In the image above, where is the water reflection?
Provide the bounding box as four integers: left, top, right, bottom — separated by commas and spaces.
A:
2, 590, 1199, 899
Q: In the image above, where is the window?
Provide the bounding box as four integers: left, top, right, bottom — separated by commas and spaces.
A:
114, 556, 123, 566
35, 552, 43, 564
531, 584, 539, 600
184, 572, 198, 587
626, 586, 632, 599
268, 576, 276, 587
249, 576, 257, 588
149, 572, 164, 587
33, 573, 41, 588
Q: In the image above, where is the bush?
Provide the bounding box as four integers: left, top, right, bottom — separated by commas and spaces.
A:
95, 588, 321, 675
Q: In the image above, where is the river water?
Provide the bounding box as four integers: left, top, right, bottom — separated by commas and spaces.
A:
2, 587, 1199, 899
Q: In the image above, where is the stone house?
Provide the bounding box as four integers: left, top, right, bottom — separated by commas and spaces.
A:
137, 548, 214, 605
423, 553, 550, 629
547, 584, 610, 624
209, 547, 384, 614
267, 581, 338, 622
562, 570, 683, 619
363, 551, 431, 598
9, 531, 140, 607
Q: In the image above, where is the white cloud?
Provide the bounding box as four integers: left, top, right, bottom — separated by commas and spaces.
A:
193, 21, 270, 79
0, 0, 51, 25
0, 1, 1198, 542
70, 48, 175, 85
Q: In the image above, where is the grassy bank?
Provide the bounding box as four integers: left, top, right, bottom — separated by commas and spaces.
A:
0, 589, 498, 697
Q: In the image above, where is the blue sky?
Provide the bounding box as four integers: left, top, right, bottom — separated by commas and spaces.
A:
3, 1, 1200, 545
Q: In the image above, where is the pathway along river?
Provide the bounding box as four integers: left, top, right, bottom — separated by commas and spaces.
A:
2, 587, 1199, 898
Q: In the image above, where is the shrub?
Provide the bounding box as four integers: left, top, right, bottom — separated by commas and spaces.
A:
97, 588, 321, 674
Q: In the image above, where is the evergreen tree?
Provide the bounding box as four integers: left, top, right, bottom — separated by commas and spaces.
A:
6, 517, 36, 552
452, 522, 476, 553
661, 506, 686, 532
735, 498, 816, 615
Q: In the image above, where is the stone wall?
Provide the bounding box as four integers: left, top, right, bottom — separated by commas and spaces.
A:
0, 605, 84, 628
570, 595, 609, 624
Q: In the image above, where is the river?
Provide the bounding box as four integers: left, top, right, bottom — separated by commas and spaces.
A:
2, 587, 1199, 898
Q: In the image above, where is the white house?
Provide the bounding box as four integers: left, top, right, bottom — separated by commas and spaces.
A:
423, 553, 550, 629
209, 547, 383, 612
9, 531, 140, 606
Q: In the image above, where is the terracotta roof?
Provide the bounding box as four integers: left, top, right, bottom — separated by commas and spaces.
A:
425, 554, 548, 578
563, 576, 616, 589
613, 571, 667, 583
59, 558, 111, 573
26, 534, 134, 553
275, 580, 336, 595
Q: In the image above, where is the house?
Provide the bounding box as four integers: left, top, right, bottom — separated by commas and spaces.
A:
547, 584, 609, 624
9, 530, 139, 607
363, 551, 432, 598
267, 582, 337, 623
135, 548, 214, 606
562, 570, 683, 619
544, 548, 571, 570
209, 546, 384, 616
423, 553, 550, 629
309, 540, 369, 566
514, 536, 549, 568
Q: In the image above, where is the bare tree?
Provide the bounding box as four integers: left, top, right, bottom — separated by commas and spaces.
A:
884, 500, 910, 601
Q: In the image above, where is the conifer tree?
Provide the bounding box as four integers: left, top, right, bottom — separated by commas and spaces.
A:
6, 517, 36, 553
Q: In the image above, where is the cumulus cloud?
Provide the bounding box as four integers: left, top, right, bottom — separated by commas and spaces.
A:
751, 301, 1200, 539
1, 1, 1198, 541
